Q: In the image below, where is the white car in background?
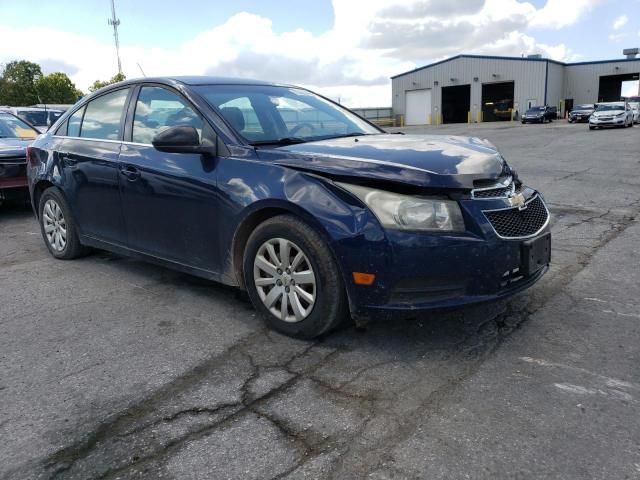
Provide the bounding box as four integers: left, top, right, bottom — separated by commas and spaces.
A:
589, 102, 634, 130
628, 102, 640, 124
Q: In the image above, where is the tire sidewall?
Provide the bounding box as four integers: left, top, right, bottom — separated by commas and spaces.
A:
39, 188, 76, 259
243, 216, 346, 338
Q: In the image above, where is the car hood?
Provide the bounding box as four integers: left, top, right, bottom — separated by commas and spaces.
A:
0, 138, 31, 158
592, 109, 624, 117
256, 134, 508, 189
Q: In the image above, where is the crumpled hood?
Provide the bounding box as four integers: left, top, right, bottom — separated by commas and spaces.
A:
256, 134, 508, 189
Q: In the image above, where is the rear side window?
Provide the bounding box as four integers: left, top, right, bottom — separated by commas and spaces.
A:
80, 88, 129, 140
67, 107, 85, 137
132, 86, 203, 144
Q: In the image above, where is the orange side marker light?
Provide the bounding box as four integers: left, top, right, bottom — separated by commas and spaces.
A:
352, 272, 376, 286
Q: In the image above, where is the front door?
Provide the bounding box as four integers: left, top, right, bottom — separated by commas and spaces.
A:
118, 85, 222, 273
58, 87, 131, 245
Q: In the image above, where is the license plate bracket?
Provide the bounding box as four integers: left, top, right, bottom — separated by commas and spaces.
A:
521, 233, 551, 276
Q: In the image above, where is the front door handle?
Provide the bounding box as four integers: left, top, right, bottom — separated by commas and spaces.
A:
120, 165, 141, 181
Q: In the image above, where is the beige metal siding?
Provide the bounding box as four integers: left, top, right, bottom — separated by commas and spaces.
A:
546, 62, 565, 110
564, 61, 640, 104
393, 57, 549, 123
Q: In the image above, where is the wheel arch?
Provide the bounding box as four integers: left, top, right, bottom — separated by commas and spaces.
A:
230, 200, 343, 290
33, 180, 57, 218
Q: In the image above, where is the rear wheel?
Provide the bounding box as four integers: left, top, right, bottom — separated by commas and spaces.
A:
38, 187, 88, 259
243, 215, 348, 339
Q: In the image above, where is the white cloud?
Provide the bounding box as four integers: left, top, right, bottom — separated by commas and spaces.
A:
612, 15, 628, 30
0, 0, 584, 107
530, 0, 604, 29
608, 32, 628, 42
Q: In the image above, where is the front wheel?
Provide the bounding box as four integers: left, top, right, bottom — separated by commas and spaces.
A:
243, 215, 348, 339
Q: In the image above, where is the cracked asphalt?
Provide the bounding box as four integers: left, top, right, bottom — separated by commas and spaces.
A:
1, 121, 639, 479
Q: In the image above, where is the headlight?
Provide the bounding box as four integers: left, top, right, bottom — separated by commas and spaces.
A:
616, 112, 625, 117
337, 183, 465, 232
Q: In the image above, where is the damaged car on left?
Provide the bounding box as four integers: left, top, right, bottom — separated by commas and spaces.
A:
0, 111, 39, 203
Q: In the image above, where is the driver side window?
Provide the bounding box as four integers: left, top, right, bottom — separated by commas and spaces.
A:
132, 86, 203, 144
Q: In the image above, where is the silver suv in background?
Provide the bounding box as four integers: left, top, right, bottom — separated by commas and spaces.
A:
589, 102, 634, 130
0, 107, 64, 132
628, 102, 640, 124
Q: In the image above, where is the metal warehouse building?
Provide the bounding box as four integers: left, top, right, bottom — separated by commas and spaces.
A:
391, 53, 640, 125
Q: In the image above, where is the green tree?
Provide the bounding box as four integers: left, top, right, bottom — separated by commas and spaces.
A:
34, 72, 81, 104
88, 72, 126, 92
0, 60, 43, 106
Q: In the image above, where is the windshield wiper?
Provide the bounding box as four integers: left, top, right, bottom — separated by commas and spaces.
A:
249, 137, 308, 147
331, 132, 370, 139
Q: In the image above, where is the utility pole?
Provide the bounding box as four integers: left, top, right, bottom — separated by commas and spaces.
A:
108, 0, 122, 75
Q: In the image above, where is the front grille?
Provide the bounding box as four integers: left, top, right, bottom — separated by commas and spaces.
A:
473, 183, 521, 199
474, 185, 511, 198
483, 195, 549, 238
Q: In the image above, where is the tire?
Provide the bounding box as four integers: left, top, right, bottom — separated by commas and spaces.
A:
589, 126, 595, 130
243, 215, 348, 339
38, 187, 88, 259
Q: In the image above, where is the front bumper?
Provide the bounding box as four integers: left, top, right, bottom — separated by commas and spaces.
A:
336, 191, 551, 321
569, 113, 591, 123
521, 116, 544, 123
590, 116, 626, 127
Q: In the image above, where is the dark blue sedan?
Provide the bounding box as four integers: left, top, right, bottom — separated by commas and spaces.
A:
26, 77, 550, 338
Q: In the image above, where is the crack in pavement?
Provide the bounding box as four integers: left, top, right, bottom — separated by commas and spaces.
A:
5, 190, 639, 480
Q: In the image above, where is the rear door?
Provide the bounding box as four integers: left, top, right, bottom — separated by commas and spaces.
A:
118, 84, 222, 273
56, 87, 131, 245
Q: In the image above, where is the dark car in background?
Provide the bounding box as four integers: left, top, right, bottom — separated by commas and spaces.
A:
521, 106, 555, 124
26, 77, 550, 338
568, 104, 595, 123
0, 111, 39, 203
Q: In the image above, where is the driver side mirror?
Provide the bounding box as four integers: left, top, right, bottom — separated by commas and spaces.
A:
152, 126, 216, 155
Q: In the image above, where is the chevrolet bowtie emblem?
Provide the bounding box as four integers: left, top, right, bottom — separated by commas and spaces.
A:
508, 192, 527, 209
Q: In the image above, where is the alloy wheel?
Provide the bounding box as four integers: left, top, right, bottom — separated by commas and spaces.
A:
43, 199, 67, 252
253, 238, 316, 323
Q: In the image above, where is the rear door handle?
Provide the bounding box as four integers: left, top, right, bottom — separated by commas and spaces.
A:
120, 165, 141, 181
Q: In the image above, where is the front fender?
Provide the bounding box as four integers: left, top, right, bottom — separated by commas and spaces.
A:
217, 156, 392, 311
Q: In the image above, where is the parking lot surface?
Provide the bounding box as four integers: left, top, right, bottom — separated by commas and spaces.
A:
1, 121, 639, 479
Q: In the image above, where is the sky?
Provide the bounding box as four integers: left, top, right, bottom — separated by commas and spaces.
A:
1, 0, 639, 106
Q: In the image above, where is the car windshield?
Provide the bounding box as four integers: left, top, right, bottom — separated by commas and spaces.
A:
17, 110, 49, 126
194, 84, 380, 145
0, 113, 38, 139
574, 104, 593, 110
595, 104, 624, 112
527, 106, 545, 112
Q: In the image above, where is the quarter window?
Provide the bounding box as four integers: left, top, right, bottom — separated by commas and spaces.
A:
132, 86, 203, 144
67, 107, 85, 137
80, 88, 129, 140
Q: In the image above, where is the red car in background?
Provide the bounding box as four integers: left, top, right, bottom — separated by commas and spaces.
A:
0, 111, 39, 203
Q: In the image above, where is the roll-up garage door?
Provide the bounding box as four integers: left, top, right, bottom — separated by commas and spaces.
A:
405, 89, 431, 125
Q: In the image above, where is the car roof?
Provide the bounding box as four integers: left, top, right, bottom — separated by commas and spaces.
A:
117, 76, 289, 87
